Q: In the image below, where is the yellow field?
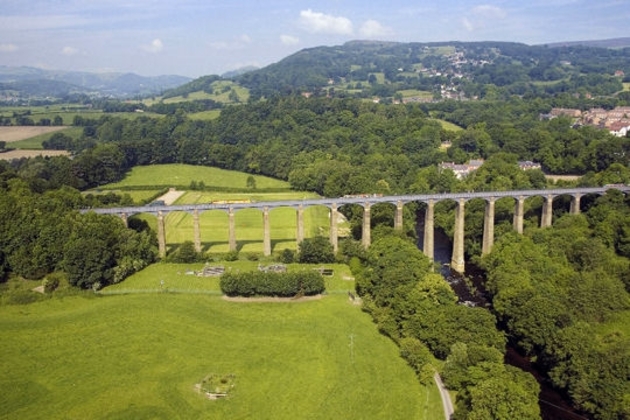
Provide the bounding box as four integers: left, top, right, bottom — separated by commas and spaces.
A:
0, 126, 67, 143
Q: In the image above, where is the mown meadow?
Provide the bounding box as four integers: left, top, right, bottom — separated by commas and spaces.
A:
98, 164, 340, 253
0, 270, 442, 419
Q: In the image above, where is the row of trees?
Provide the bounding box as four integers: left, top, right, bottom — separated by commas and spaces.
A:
33, 96, 629, 201
0, 178, 157, 288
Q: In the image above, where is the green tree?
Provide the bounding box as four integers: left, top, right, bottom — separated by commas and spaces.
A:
298, 236, 335, 264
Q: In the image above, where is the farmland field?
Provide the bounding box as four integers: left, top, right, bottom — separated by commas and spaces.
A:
0, 278, 442, 419
0, 149, 70, 160
0, 126, 67, 142
102, 164, 290, 191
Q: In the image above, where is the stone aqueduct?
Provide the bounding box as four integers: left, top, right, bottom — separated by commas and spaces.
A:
89, 186, 629, 273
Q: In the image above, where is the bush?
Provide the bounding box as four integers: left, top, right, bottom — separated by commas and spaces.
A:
224, 250, 239, 261
166, 241, 202, 263
298, 236, 335, 264
279, 249, 295, 264
42, 273, 64, 293
220, 271, 325, 297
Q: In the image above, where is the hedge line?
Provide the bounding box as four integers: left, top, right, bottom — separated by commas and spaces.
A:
220, 271, 325, 297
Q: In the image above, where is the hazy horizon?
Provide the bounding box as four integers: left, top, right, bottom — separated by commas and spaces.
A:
1, 1, 628, 78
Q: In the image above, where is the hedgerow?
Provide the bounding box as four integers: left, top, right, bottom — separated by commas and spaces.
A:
220, 271, 324, 297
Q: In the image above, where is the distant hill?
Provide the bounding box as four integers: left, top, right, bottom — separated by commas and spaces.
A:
233, 39, 630, 100
0, 66, 190, 99
543, 37, 630, 49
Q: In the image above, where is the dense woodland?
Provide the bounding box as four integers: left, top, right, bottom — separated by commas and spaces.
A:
2, 40, 630, 419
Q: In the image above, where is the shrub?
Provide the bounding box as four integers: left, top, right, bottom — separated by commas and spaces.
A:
166, 241, 202, 263
279, 249, 295, 264
298, 236, 335, 264
220, 271, 325, 297
42, 273, 63, 293
224, 250, 239, 261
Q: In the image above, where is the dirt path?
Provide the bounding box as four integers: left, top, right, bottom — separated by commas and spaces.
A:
156, 188, 185, 205
434, 372, 454, 420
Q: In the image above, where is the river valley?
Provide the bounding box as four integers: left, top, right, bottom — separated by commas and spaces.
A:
417, 219, 590, 420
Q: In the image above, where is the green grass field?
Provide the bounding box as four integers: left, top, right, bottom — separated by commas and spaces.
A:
9, 126, 83, 149
97, 164, 336, 252
102, 262, 356, 294
139, 199, 332, 253
432, 119, 463, 132
0, 279, 442, 419
103, 164, 290, 190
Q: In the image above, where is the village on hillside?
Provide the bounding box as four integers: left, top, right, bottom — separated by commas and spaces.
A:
545, 106, 630, 137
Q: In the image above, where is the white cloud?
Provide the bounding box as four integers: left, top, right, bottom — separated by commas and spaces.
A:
143, 38, 163, 53
473, 5, 507, 19
462, 5, 507, 31
61, 46, 78, 56
299, 9, 353, 35
280, 34, 300, 46
462, 17, 474, 32
0, 43, 18, 53
359, 20, 393, 38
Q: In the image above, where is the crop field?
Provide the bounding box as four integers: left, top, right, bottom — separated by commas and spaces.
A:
0, 126, 67, 143
0, 278, 441, 419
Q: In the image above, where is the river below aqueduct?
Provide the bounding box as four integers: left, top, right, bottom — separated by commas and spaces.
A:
416, 216, 589, 420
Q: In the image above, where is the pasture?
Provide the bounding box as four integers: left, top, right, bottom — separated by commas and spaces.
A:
102, 262, 356, 294
139, 199, 331, 253
0, 284, 441, 419
102, 164, 290, 191
99, 164, 335, 252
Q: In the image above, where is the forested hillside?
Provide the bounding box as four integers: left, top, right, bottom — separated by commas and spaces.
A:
232, 41, 630, 100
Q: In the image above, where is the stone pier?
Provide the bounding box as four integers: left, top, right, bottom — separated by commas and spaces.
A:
482, 198, 495, 255
423, 199, 435, 262
296, 205, 304, 244
330, 203, 338, 253
228, 207, 237, 251
451, 198, 466, 273
570, 194, 581, 215
541, 195, 554, 228
193, 209, 201, 253
395, 200, 404, 230
362, 202, 371, 249
263, 207, 271, 256
157, 211, 166, 258
513, 196, 524, 234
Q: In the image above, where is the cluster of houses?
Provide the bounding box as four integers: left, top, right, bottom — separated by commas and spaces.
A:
545, 107, 630, 137
439, 159, 541, 179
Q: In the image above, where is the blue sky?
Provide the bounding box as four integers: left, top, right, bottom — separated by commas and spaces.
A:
0, 0, 628, 77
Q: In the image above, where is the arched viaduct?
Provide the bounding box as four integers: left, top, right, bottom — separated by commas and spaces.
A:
86, 186, 629, 273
